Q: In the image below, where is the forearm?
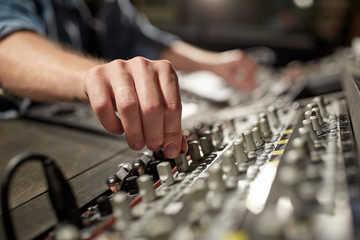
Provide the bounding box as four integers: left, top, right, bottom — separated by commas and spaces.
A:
0, 31, 102, 102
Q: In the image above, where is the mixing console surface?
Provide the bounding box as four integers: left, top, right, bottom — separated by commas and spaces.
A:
2, 48, 360, 240
65, 93, 359, 240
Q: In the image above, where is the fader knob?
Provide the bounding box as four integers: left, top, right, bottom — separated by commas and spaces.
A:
243, 130, 257, 152
259, 117, 271, 138
208, 163, 226, 193
137, 174, 156, 202
310, 116, 322, 135
302, 119, 318, 140
268, 106, 280, 128
175, 153, 190, 172
188, 140, 202, 162
233, 139, 249, 163
221, 150, 237, 177
112, 192, 132, 221
157, 162, 175, 186
252, 127, 264, 147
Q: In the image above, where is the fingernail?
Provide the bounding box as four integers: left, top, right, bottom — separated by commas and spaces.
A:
132, 142, 144, 150
165, 143, 178, 158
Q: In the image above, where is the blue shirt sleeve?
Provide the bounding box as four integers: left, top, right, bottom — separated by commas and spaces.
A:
104, 0, 180, 60
0, 0, 46, 40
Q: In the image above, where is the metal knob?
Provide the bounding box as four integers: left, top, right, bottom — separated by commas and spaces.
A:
175, 153, 190, 172
312, 96, 328, 118
298, 127, 315, 151
221, 150, 237, 177
188, 140, 202, 162
112, 192, 132, 221
208, 163, 226, 193
243, 130, 256, 152
302, 119, 318, 140
157, 162, 175, 186
268, 106, 280, 128
137, 174, 156, 202
259, 117, 271, 138
310, 116, 322, 135
199, 137, 212, 156
233, 139, 249, 163
252, 127, 264, 147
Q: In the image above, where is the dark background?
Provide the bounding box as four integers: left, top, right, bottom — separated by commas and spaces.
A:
131, 0, 360, 66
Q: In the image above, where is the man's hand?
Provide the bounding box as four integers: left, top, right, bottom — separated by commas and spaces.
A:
210, 50, 257, 91
83, 57, 187, 158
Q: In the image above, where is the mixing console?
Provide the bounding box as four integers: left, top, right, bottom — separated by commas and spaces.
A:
60, 92, 359, 240
1, 47, 359, 240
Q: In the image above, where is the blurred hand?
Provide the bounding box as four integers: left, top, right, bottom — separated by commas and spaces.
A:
210, 50, 257, 91
83, 57, 188, 158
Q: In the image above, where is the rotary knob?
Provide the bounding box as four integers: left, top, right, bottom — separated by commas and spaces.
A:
137, 174, 156, 202
243, 130, 257, 152
175, 152, 190, 172
233, 139, 249, 163
208, 163, 226, 193
156, 162, 175, 186
188, 140, 202, 162
221, 150, 238, 177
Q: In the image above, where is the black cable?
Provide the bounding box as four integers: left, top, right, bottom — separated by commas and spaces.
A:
1, 152, 81, 240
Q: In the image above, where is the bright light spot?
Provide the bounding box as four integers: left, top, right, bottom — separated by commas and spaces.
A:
293, 0, 314, 9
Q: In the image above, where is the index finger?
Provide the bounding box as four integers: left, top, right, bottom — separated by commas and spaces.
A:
155, 60, 183, 158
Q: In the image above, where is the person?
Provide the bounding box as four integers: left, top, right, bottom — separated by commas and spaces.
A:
0, 0, 256, 159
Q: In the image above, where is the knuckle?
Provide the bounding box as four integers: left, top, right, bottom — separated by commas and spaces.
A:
165, 100, 181, 113
157, 60, 173, 72
130, 56, 149, 66
142, 99, 162, 115
117, 97, 138, 113
91, 98, 107, 115
111, 59, 126, 69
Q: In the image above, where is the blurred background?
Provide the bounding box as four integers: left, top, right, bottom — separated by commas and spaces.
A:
131, 0, 360, 67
